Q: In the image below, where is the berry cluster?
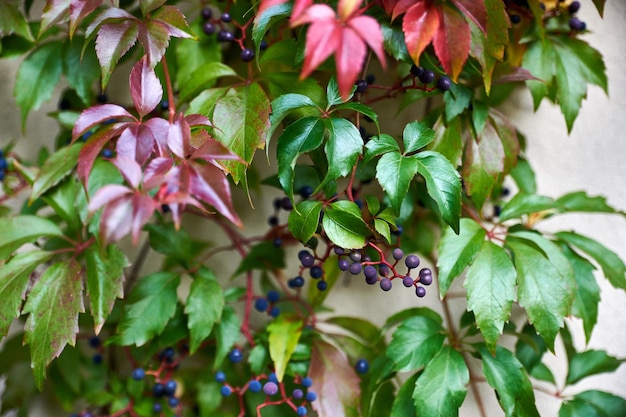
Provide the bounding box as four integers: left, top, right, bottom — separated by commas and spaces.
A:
200, 6, 261, 63
410, 65, 452, 92
337, 247, 432, 297
567, 1, 586, 31
254, 290, 282, 317
87, 336, 103, 364
216, 371, 317, 416
288, 249, 328, 291
354, 74, 376, 93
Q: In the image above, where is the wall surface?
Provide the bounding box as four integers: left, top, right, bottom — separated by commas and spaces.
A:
1, 0, 625, 416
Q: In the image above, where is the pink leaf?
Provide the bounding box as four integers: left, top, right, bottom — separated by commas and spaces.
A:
336, 27, 367, 100
86, 7, 134, 38
101, 197, 134, 244
390, 0, 418, 20
143, 157, 173, 190
292, 0, 314, 23
145, 117, 170, 156
403, 1, 440, 64
184, 114, 213, 128
111, 156, 142, 189
258, 0, 288, 16
309, 340, 361, 417
88, 184, 132, 212
96, 20, 140, 87
131, 194, 157, 244
77, 125, 126, 185
432, 5, 470, 80
69, 0, 103, 38
138, 20, 170, 68
189, 164, 241, 226
292, 3, 336, 26
116, 123, 157, 165
167, 114, 191, 159
450, 0, 487, 33
347, 15, 386, 68
73, 104, 135, 140
192, 136, 242, 163
40, 0, 71, 37
152, 6, 195, 39
301, 19, 341, 79
130, 56, 163, 118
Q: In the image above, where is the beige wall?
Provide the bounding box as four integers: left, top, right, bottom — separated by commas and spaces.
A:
1, 0, 625, 415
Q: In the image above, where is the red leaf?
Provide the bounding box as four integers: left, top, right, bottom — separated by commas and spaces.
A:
403, 1, 440, 64
72, 104, 135, 140
129, 56, 163, 118
167, 114, 192, 159
185, 114, 213, 128
192, 136, 242, 164
116, 123, 158, 165
258, 0, 287, 16
309, 340, 361, 417
130, 193, 157, 244
111, 156, 142, 190
152, 5, 195, 39
300, 17, 341, 79
432, 5, 470, 80
145, 117, 170, 155
143, 157, 173, 190
347, 15, 386, 67
86, 7, 135, 38
336, 27, 367, 100
390, 0, 418, 20
189, 164, 241, 226
69, 0, 103, 38
77, 125, 126, 185
88, 184, 132, 212
450, 0, 487, 33
95, 20, 140, 88
138, 20, 170, 68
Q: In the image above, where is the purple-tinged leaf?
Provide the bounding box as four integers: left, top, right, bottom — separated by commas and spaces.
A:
451, 0, 487, 33
309, 340, 361, 417
88, 184, 132, 212
97, 192, 156, 244
39, 0, 70, 37
130, 56, 163, 118
86, 7, 134, 38
167, 114, 189, 158
143, 157, 173, 190
116, 122, 158, 165
139, 0, 167, 16
85, 244, 128, 334
139, 20, 169, 68
23, 259, 84, 389
0, 251, 54, 338
152, 5, 195, 38
96, 20, 139, 88
494, 67, 541, 84
69, 0, 103, 38
189, 164, 241, 226
73, 104, 135, 141
131, 193, 158, 243
111, 156, 142, 189
185, 113, 213, 128
145, 117, 170, 155
192, 136, 242, 164
76, 124, 127, 185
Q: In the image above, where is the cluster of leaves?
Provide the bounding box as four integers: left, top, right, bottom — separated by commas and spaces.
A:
0, 0, 624, 416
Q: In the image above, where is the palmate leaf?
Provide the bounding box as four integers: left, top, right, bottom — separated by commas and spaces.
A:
570, 390, 626, 417
0, 215, 64, 259
185, 267, 224, 353
0, 2, 34, 41
309, 340, 361, 417
387, 315, 445, 373
30, 142, 82, 201
268, 314, 303, 382
322, 200, 371, 249
288, 200, 323, 243
566, 350, 624, 386
413, 346, 469, 417
464, 241, 517, 352
214, 306, 241, 369
23, 259, 84, 389
318, 118, 363, 190
375, 151, 418, 215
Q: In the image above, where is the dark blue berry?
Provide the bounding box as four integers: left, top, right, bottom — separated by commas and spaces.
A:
221, 12, 232, 22
215, 371, 227, 383
349, 263, 362, 275
160, 100, 169, 110
402, 276, 414, 287
269, 306, 281, 317
299, 185, 313, 198
58, 98, 71, 110
405, 255, 420, 269
0, 171, 5, 181
392, 225, 403, 236
297, 406, 308, 416
249, 380, 262, 393
263, 381, 279, 396
268, 215, 279, 226
268, 373, 279, 383
203, 22, 216, 35
241, 48, 255, 62
164, 380, 177, 396
366, 74, 376, 84
310, 266, 323, 279
88, 336, 100, 348
355, 358, 369, 374
153, 403, 162, 413
363, 265, 377, 280
510, 14, 521, 24
101, 149, 114, 158
419, 69, 435, 84
380, 278, 392, 291
153, 383, 165, 397
201, 7, 212, 20
569, 17, 586, 31
316, 280, 327, 291
267, 290, 280, 303
392, 248, 404, 260
97, 93, 107, 103
280, 197, 293, 211
292, 276, 305, 288
410, 65, 424, 77
229, 348, 243, 363
338, 259, 350, 271
273, 238, 282, 247
568, 1, 580, 13
301, 254, 315, 268
305, 391, 317, 402
217, 30, 234, 42
292, 388, 304, 399
260, 39, 269, 50
437, 76, 452, 92
356, 79, 368, 93
494, 205, 502, 217
416, 286, 426, 298
92, 354, 103, 364
132, 368, 145, 381
221, 385, 232, 396
168, 397, 179, 407
301, 377, 312, 388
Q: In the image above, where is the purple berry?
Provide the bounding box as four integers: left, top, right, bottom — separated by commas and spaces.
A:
202, 22, 216, 35
334, 247, 345, 255
263, 382, 279, 396
249, 380, 262, 393
301, 377, 313, 387
380, 278, 392, 291
402, 276, 414, 287
366, 74, 376, 84
281, 197, 293, 211
297, 406, 308, 416
293, 388, 304, 399
241, 48, 255, 62
437, 76, 452, 92
419, 269, 433, 286
568, 1, 580, 14
101, 149, 114, 158
349, 251, 362, 262
365, 274, 378, 285
392, 248, 404, 260
221, 12, 232, 22
153, 403, 162, 412
416, 286, 426, 298
260, 39, 269, 50
363, 265, 377, 280
221, 385, 232, 396
201, 7, 212, 20
569, 17, 586, 31
215, 371, 227, 383
305, 391, 317, 402
410, 65, 424, 77
405, 255, 420, 269
355, 79, 368, 93
299, 185, 313, 198
217, 30, 234, 42
255, 298, 269, 312
355, 359, 369, 374
378, 264, 390, 276
419, 69, 435, 84
338, 259, 350, 271
349, 263, 362, 275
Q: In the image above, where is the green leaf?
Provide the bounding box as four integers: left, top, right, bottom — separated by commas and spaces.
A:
590, 0, 605, 16
252, 3, 291, 58
507, 239, 575, 351
531, 362, 556, 384
391, 373, 418, 417
185, 267, 224, 353
113, 272, 180, 346
575, 390, 626, 417
510, 158, 536, 195
43, 177, 80, 229
0, 215, 63, 259
0, 2, 34, 41
559, 399, 604, 417
267, 93, 320, 147
334, 102, 379, 127
213, 83, 270, 184
464, 241, 517, 352
437, 218, 486, 297
498, 193, 558, 221
325, 316, 383, 349
23, 259, 84, 389
444, 84, 472, 123
268, 314, 303, 382
374, 219, 391, 243
62, 38, 99, 105
509, 231, 575, 281
0, 250, 54, 337
307, 257, 341, 309
31, 142, 82, 201
403, 121, 434, 154
364, 134, 400, 164
145, 222, 193, 264
556, 191, 619, 214
523, 40, 555, 110
556, 231, 626, 290
214, 306, 241, 369
187, 87, 229, 116
318, 118, 363, 189
177, 62, 237, 103
562, 245, 600, 343
413, 346, 469, 417
515, 323, 548, 373
288, 200, 323, 243
174, 18, 221, 90
321, 201, 371, 249
14, 41, 64, 128
387, 316, 445, 372
277, 116, 325, 201
414, 151, 462, 233
375, 151, 418, 215
566, 350, 624, 386
326, 76, 354, 107
84, 244, 128, 334
429, 117, 463, 167
478, 345, 539, 417
233, 241, 285, 276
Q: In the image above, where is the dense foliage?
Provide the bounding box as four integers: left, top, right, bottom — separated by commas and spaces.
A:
0, 0, 625, 416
